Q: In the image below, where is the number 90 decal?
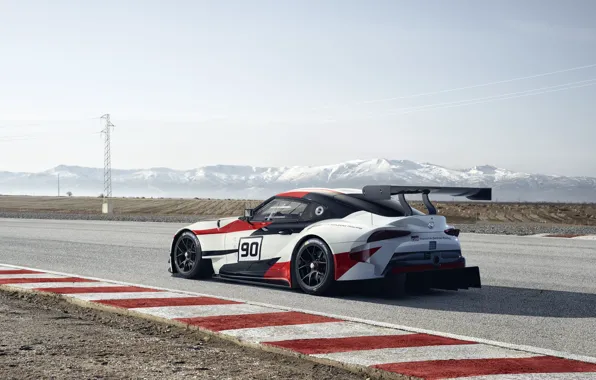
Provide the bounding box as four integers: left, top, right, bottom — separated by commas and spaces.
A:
238, 236, 263, 262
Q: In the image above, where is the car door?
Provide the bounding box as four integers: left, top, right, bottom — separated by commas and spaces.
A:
251, 197, 313, 258
219, 197, 315, 280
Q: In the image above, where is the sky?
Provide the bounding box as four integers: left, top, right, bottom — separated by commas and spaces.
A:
1, 0, 596, 177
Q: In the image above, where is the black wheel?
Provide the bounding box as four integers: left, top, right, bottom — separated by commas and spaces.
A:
293, 238, 335, 296
172, 231, 212, 279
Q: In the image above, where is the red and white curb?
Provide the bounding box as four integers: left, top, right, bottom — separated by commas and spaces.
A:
529, 233, 596, 240
1, 264, 596, 380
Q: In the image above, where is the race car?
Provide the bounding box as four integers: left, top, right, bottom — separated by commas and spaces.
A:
168, 185, 491, 296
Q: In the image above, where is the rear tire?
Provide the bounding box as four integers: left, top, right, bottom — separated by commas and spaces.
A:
172, 231, 213, 279
292, 237, 335, 296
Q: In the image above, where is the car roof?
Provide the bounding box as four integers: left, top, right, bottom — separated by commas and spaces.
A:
275, 188, 362, 198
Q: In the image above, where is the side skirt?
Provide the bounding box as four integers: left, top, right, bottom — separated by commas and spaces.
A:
214, 273, 292, 289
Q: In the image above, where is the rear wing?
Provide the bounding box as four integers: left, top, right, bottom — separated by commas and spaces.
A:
362, 185, 492, 215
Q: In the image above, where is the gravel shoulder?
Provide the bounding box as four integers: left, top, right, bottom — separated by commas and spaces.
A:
0, 289, 371, 380
2, 210, 596, 236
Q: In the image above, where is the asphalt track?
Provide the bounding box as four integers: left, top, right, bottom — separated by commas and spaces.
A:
1, 218, 595, 358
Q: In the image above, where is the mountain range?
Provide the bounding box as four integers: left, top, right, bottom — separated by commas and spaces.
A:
1, 159, 595, 202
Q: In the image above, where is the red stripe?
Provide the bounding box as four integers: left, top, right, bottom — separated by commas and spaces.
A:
333, 251, 358, 280
264, 333, 475, 355
0, 277, 97, 284
94, 296, 242, 308
176, 311, 341, 332
374, 356, 596, 379
35, 286, 161, 294
192, 219, 272, 235
263, 261, 292, 285
0, 269, 45, 275
276, 191, 310, 198
277, 189, 341, 198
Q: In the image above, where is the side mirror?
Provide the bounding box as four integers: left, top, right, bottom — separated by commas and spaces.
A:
244, 208, 254, 218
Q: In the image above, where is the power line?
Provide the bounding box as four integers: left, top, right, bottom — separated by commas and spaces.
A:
0, 117, 103, 130
396, 81, 596, 117
306, 77, 596, 124
312, 62, 596, 110
370, 78, 596, 118
0, 131, 101, 143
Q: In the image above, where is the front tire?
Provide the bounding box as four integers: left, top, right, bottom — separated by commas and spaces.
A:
172, 231, 212, 279
293, 237, 335, 296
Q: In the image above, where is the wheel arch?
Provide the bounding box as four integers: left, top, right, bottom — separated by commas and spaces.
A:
289, 234, 334, 289
170, 228, 204, 274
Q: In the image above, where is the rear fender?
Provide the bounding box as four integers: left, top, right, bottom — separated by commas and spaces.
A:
302, 216, 372, 244
383, 215, 449, 234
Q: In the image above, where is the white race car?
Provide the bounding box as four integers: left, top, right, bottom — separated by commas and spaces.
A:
168, 185, 490, 296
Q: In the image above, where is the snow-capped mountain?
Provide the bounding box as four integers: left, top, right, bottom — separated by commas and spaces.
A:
1, 159, 595, 202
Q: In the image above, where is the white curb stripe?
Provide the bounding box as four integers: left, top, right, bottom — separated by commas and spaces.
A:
313, 343, 538, 367
221, 321, 410, 343
69, 291, 196, 301
132, 303, 282, 319
10, 281, 128, 289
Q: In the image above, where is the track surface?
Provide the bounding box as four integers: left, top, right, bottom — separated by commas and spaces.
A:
1, 218, 595, 358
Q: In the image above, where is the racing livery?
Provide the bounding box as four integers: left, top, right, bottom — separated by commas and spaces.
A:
168, 185, 491, 296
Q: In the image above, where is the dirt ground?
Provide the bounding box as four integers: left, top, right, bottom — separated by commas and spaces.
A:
0, 289, 374, 380
1, 195, 595, 225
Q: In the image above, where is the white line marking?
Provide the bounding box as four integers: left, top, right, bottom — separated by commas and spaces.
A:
572, 235, 596, 240
131, 304, 281, 319
2, 263, 595, 365
220, 321, 411, 343
69, 291, 196, 301
458, 373, 596, 380
313, 343, 538, 366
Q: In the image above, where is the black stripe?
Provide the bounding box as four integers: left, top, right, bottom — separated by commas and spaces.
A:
219, 257, 281, 277
202, 249, 237, 257
249, 222, 311, 236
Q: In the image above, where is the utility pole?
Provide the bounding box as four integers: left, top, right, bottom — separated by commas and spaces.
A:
57, 174, 60, 196
100, 114, 114, 214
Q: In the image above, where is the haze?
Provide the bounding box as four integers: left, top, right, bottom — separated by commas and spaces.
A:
1, 0, 595, 177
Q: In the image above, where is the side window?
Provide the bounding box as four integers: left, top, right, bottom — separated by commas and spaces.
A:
300, 201, 329, 222
252, 198, 309, 222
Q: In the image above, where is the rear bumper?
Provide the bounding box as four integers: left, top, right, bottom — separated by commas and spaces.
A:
405, 266, 482, 290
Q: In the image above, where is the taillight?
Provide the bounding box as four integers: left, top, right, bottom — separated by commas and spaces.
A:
444, 228, 460, 237
367, 229, 411, 243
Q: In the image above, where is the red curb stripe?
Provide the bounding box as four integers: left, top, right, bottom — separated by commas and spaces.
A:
95, 296, 242, 309
264, 333, 475, 355
544, 234, 585, 238
0, 277, 97, 285
373, 356, 596, 379
176, 311, 342, 332
34, 286, 162, 294
0, 269, 45, 275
